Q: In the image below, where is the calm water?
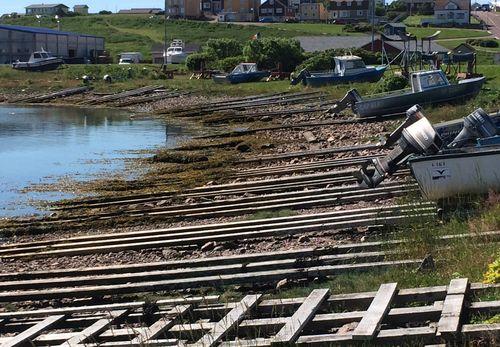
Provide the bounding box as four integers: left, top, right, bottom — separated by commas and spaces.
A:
0, 105, 190, 217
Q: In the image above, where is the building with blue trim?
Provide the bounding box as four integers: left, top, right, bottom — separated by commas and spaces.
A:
0, 24, 105, 64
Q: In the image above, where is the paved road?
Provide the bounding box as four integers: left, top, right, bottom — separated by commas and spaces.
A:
473, 11, 500, 39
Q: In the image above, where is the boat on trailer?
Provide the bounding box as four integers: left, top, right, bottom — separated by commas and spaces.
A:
12, 50, 64, 72
329, 70, 485, 118
291, 55, 387, 87
213, 63, 270, 84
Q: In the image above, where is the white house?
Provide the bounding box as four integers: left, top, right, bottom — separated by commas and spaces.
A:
434, 0, 470, 24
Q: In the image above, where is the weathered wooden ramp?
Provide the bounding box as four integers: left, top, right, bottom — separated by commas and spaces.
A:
0, 280, 498, 346
0, 231, 497, 303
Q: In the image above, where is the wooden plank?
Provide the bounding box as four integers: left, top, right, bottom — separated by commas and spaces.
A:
437, 278, 469, 336
130, 305, 191, 343
461, 323, 500, 338
58, 309, 128, 346
194, 294, 262, 347
271, 289, 330, 345
3, 314, 65, 347
352, 282, 398, 340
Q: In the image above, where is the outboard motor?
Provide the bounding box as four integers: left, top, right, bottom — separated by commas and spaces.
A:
290, 69, 310, 86
356, 105, 443, 188
447, 108, 498, 149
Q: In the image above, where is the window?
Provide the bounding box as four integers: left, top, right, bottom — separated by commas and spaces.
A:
276, 8, 283, 14
357, 1, 362, 6
340, 11, 349, 17
347, 1, 352, 6
203, 3, 211, 9
420, 73, 447, 89
357, 10, 364, 16
456, 13, 464, 19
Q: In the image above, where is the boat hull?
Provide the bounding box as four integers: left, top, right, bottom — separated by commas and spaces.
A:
213, 71, 270, 84
305, 66, 387, 87
12, 58, 64, 72
354, 77, 485, 118
409, 148, 500, 199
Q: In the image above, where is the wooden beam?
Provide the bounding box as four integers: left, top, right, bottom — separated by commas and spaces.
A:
272, 289, 330, 346
352, 282, 398, 340
437, 278, 469, 336
58, 309, 128, 346
3, 314, 65, 347
130, 305, 191, 343
194, 294, 262, 347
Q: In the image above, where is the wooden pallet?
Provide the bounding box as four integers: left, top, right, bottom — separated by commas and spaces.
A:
0, 280, 498, 346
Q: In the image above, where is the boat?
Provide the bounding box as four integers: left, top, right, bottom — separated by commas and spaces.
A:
354, 106, 500, 199
329, 70, 485, 118
12, 50, 64, 72
408, 140, 500, 200
291, 56, 387, 87
165, 39, 189, 64
213, 63, 271, 84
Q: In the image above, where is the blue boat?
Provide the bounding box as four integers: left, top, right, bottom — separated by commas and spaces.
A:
213, 63, 271, 84
291, 56, 387, 87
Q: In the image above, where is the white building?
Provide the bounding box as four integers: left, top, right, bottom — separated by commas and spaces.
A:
434, 0, 470, 24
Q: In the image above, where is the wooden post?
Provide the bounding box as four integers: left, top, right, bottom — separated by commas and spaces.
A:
352, 283, 398, 340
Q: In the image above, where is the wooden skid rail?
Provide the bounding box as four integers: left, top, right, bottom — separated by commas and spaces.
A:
36, 182, 418, 226
0, 203, 437, 259
0, 231, 498, 302
0, 281, 498, 346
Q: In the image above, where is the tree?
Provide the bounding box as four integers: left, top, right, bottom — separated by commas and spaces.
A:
243, 38, 304, 72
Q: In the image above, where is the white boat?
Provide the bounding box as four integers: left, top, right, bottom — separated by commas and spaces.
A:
165, 39, 188, 64
409, 143, 500, 200
12, 50, 63, 71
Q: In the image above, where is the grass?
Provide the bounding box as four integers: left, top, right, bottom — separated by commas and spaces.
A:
269, 22, 356, 36
403, 15, 433, 27
438, 38, 500, 53
407, 26, 490, 39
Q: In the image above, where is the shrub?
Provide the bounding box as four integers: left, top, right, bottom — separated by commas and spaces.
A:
466, 39, 499, 48
343, 23, 372, 33
204, 38, 243, 59
483, 256, 500, 284
374, 75, 408, 93
243, 38, 304, 72
216, 55, 246, 72
186, 51, 216, 71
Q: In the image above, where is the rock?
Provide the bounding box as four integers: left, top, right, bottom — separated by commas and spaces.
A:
236, 143, 251, 153
334, 206, 343, 211
327, 136, 335, 143
298, 235, 310, 243
162, 248, 180, 259
238, 247, 247, 254
337, 322, 358, 335
213, 246, 224, 252
260, 143, 275, 149
303, 131, 317, 143
261, 116, 272, 122
156, 200, 168, 206
201, 241, 216, 252
360, 236, 367, 242
184, 198, 194, 204
205, 181, 214, 186
276, 278, 289, 291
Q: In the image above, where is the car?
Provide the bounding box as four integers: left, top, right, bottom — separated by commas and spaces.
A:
259, 17, 274, 23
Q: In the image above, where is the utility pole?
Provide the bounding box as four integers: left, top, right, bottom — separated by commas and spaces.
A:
371, 0, 375, 51
163, 0, 168, 67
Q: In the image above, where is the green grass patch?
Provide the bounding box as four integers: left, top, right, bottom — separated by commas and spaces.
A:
408, 27, 490, 39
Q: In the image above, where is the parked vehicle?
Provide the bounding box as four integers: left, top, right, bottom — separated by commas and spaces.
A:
119, 52, 143, 65
291, 55, 387, 87
213, 63, 271, 84
12, 50, 63, 71
329, 70, 485, 118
